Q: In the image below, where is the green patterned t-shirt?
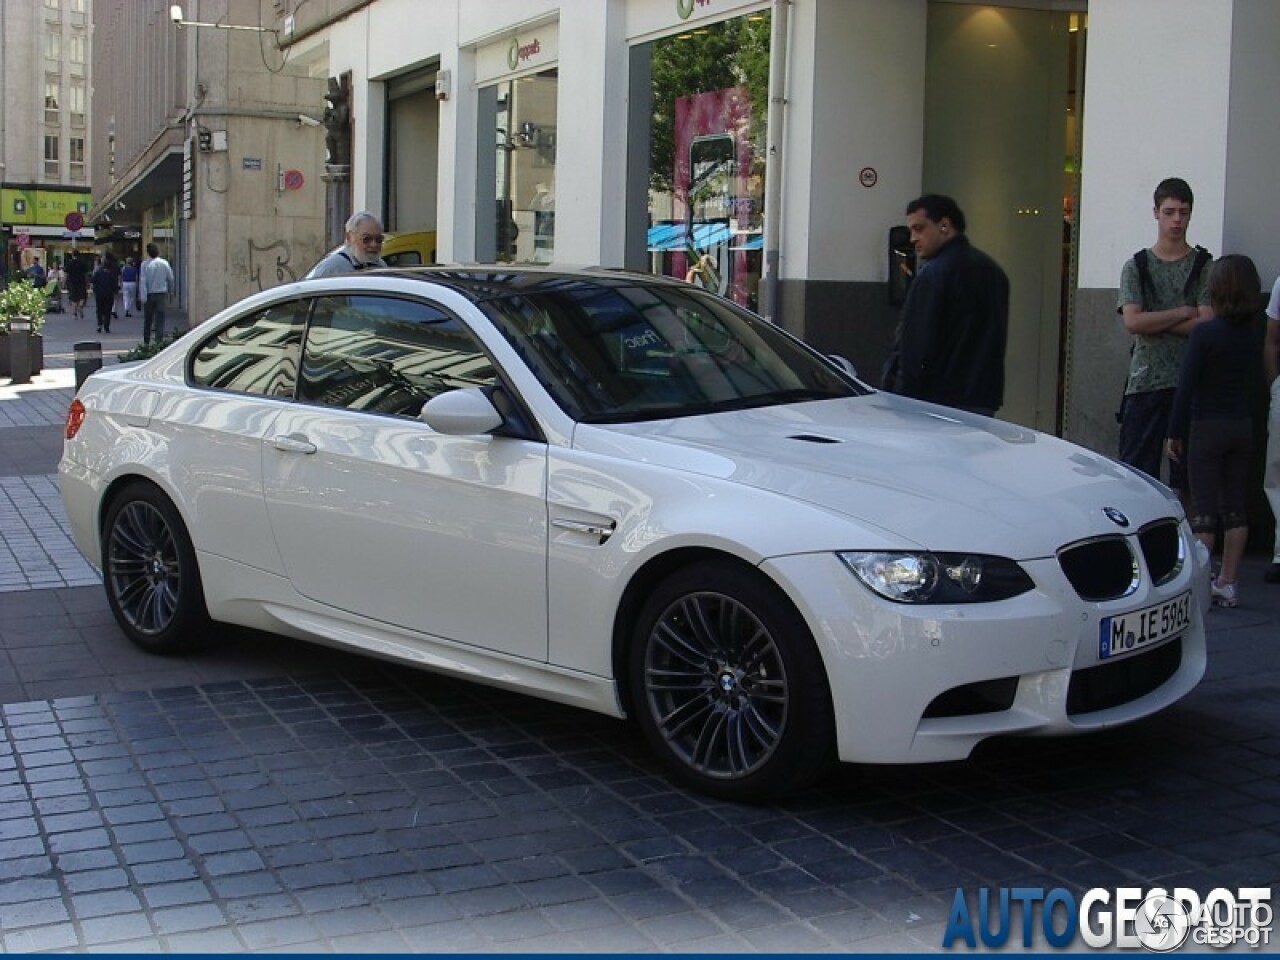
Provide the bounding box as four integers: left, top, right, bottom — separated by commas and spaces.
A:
1117, 247, 1212, 395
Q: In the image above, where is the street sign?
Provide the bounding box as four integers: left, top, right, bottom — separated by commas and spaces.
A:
64, 211, 84, 232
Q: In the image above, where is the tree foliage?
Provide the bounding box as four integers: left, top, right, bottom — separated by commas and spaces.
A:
0, 280, 49, 333
649, 13, 771, 196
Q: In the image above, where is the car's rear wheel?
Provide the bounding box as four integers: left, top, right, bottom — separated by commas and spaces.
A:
102, 482, 210, 654
628, 561, 835, 800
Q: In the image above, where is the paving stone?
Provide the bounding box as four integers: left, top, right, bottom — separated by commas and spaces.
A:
0, 500, 1276, 956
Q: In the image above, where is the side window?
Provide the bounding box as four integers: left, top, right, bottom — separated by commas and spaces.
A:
190, 301, 306, 397
298, 295, 498, 417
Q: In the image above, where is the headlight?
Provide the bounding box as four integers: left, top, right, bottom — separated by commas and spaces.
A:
838, 551, 1035, 604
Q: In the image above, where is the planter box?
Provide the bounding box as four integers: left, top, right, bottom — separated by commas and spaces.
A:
0, 333, 45, 378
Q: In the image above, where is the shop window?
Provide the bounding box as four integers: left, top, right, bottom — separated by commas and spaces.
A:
628, 12, 770, 311
477, 70, 558, 264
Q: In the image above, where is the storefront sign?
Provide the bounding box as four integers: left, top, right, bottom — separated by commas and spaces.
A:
477, 23, 558, 85
2, 188, 92, 226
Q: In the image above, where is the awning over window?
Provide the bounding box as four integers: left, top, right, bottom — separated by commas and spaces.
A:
646, 221, 761, 252
646, 221, 729, 252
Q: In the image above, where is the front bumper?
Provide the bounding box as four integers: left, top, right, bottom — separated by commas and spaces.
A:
762, 530, 1209, 764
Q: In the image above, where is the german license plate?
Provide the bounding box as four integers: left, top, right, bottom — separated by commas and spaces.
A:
1099, 591, 1191, 660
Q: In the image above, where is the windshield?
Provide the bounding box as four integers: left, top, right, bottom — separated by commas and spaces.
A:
478, 283, 864, 422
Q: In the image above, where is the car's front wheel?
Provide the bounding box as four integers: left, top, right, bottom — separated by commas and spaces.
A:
102, 482, 211, 654
628, 561, 835, 800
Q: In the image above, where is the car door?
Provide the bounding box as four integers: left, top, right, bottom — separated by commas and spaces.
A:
261, 293, 550, 661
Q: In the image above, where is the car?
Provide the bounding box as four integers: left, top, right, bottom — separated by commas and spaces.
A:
380, 230, 436, 268
58, 266, 1209, 800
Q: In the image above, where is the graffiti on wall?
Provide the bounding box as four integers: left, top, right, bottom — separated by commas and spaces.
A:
247, 238, 298, 291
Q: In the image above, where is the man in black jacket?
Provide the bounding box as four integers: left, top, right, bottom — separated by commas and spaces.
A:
882, 194, 1009, 416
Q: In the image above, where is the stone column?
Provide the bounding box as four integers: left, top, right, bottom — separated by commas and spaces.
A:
322, 73, 353, 247
323, 165, 351, 248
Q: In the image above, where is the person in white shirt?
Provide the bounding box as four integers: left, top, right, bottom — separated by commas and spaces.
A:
138, 243, 175, 344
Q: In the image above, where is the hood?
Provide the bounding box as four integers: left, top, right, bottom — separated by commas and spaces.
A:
572, 394, 1176, 559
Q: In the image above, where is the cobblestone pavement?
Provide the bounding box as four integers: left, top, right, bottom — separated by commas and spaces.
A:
0, 308, 1277, 953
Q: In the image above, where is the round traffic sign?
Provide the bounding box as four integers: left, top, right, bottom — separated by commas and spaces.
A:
65, 211, 84, 232
282, 169, 305, 191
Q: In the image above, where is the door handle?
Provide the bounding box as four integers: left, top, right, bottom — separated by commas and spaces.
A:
272, 433, 317, 455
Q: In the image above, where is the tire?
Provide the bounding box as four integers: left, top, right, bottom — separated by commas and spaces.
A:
101, 482, 211, 654
627, 561, 835, 801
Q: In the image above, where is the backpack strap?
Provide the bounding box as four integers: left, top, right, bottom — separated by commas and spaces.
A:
1183, 245, 1211, 303
1135, 245, 1212, 309
1134, 249, 1153, 310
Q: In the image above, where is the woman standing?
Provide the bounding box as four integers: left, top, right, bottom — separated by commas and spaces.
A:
1167, 254, 1264, 608
65, 250, 89, 319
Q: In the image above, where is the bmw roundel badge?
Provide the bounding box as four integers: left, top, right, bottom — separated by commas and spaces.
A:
1103, 507, 1130, 528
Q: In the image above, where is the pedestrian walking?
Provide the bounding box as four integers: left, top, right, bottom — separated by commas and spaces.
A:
91, 256, 118, 334
65, 250, 89, 319
121, 258, 139, 318
139, 243, 175, 344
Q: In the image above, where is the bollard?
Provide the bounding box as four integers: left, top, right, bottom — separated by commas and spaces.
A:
8, 318, 32, 385
74, 341, 103, 391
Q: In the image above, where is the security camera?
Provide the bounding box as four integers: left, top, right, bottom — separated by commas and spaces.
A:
297, 114, 321, 128
169, 5, 183, 23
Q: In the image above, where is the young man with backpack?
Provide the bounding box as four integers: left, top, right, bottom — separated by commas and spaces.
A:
1116, 177, 1213, 503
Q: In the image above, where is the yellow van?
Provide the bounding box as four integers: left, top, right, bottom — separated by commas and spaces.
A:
380, 230, 436, 267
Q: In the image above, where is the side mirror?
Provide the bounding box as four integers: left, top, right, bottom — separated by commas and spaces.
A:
419, 387, 503, 435
829, 355, 859, 380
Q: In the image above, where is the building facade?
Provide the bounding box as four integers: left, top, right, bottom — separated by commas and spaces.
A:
89, 0, 1280, 489
0, 0, 94, 279
89, 0, 328, 320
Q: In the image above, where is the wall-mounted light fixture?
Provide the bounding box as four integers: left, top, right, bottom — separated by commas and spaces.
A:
169, 4, 276, 34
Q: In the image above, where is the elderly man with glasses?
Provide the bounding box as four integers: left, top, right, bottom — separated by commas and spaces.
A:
310, 211, 389, 277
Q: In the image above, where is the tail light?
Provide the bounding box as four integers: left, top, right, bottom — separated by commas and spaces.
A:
65, 398, 86, 440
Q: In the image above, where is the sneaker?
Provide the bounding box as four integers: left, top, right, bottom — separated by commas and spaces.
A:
1211, 579, 1238, 608
1265, 563, 1280, 584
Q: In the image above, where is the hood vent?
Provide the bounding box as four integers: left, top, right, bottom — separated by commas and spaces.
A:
788, 434, 841, 444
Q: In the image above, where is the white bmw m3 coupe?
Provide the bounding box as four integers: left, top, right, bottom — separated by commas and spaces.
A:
59, 266, 1208, 799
